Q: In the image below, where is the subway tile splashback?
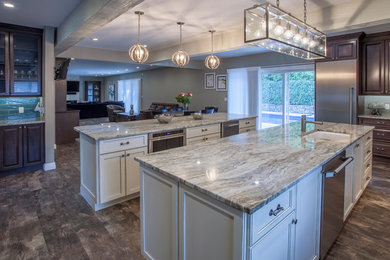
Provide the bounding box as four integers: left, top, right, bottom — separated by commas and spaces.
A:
0, 97, 41, 120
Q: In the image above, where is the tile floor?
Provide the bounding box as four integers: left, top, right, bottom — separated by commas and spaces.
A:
0, 142, 389, 259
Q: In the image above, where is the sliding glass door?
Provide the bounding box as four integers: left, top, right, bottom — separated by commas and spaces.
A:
117, 79, 141, 113
260, 66, 315, 129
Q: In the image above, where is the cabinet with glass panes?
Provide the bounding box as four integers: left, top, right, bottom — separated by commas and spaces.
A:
0, 25, 42, 97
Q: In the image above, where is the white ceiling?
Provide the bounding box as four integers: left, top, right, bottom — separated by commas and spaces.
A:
192, 46, 269, 60
0, 0, 82, 28
76, 0, 352, 52
67, 58, 159, 76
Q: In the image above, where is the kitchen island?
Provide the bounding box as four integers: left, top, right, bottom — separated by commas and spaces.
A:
135, 121, 374, 260
74, 113, 257, 210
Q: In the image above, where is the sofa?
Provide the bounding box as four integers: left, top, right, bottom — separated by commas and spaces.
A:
67, 101, 125, 119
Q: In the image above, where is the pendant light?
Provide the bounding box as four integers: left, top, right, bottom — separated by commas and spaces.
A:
172, 22, 190, 67
244, 0, 326, 60
129, 11, 149, 63
205, 30, 220, 70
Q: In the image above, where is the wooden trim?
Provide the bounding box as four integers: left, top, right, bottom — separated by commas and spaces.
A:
0, 22, 42, 34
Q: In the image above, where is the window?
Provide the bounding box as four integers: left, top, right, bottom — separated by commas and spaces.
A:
117, 79, 141, 113
227, 65, 315, 129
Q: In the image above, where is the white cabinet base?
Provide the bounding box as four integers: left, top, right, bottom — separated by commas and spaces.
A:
81, 185, 139, 211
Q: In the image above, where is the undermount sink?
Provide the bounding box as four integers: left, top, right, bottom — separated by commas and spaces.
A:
305, 131, 350, 141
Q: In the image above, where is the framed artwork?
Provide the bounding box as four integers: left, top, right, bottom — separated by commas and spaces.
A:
205, 73, 215, 89
108, 84, 115, 100
216, 75, 227, 91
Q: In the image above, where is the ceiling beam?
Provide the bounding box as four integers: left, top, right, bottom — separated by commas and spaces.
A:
55, 0, 143, 56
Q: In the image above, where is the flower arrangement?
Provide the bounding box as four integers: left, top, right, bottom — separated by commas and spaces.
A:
176, 92, 192, 104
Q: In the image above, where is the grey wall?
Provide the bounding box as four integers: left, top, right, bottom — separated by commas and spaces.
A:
67, 75, 104, 101
101, 51, 311, 112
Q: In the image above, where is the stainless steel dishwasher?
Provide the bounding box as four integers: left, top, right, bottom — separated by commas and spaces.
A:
320, 152, 353, 259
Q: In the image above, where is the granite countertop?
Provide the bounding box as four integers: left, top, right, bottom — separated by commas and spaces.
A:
74, 113, 257, 140
135, 122, 374, 214
0, 117, 45, 126
358, 114, 390, 120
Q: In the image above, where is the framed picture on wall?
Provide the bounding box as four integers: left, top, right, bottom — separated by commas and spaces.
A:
205, 73, 215, 89
108, 84, 115, 100
216, 75, 227, 91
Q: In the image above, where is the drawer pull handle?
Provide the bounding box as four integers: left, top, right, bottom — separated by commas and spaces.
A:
366, 176, 371, 181
292, 219, 298, 225
367, 150, 371, 154
367, 163, 371, 168
367, 137, 371, 140
121, 155, 125, 158
355, 144, 360, 148
127, 154, 130, 157
269, 204, 284, 217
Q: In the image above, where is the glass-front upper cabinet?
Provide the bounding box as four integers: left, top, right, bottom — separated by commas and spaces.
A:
10, 33, 41, 96
0, 32, 9, 95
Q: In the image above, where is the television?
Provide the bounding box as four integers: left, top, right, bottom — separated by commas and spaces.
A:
67, 81, 79, 93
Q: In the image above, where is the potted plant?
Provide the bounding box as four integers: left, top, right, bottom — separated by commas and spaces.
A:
176, 92, 192, 111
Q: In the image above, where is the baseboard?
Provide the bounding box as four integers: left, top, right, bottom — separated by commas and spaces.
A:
43, 162, 56, 171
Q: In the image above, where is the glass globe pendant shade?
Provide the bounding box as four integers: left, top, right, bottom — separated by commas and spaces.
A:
172, 22, 190, 67
129, 11, 149, 63
205, 54, 220, 70
129, 43, 149, 63
172, 50, 190, 67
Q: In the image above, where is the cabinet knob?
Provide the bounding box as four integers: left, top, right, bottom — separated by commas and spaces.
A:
121, 155, 125, 158
127, 154, 130, 157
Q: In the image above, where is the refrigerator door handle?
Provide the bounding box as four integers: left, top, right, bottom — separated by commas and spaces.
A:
349, 88, 354, 124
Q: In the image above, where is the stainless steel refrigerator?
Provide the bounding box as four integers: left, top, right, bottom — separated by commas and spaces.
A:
315, 60, 357, 124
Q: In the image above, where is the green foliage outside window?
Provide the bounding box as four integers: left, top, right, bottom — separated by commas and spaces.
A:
261, 71, 314, 106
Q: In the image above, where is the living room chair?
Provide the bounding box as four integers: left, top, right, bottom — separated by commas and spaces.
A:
107, 105, 125, 122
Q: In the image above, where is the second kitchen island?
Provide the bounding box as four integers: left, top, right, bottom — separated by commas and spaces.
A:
135, 122, 374, 260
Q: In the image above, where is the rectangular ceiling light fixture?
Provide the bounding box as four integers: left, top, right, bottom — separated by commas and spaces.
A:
244, 3, 327, 60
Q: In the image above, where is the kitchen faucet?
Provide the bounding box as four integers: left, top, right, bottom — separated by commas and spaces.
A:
301, 115, 323, 134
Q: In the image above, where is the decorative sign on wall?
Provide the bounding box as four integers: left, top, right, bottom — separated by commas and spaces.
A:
108, 84, 115, 100
216, 75, 227, 91
205, 73, 215, 89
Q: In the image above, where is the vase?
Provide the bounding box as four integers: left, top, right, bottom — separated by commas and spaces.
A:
183, 103, 189, 111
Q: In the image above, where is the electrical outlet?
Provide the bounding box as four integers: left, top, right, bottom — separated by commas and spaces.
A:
18, 107, 24, 113
385, 103, 390, 110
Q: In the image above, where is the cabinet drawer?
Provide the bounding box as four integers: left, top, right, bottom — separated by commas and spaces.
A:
364, 141, 373, 161
364, 155, 372, 173
363, 164, 372, 189
239, 126, 256, 134
99, 135, 148, 154
239, 118, 256, 129
374, 129, 390, 141
360, 118, 390, 129
186, 124, 220, 139
373, 142, 390, 157
186, 133, 220, 146
249, 186, 296, 245
365, 131, 373, 145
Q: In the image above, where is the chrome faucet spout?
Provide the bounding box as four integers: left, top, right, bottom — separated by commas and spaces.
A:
301, 115, 323, 134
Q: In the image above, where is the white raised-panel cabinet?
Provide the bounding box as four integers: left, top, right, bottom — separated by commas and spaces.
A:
99, 151, 126, 203
178, 184, 245, 260
353, 138, 364, 202
125, 147, 148, 195
141, 167, 178, 260
295, 166, 321, 260
344, 144, 356, 220
249, 212, 296, 260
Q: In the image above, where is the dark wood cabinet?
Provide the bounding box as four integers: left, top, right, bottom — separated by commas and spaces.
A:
0, 125, 23, 171
23, 123, 44, 167
359, 117, 390, 158
335, 41, 357, 60
317, 33, 362, 62
361, 41, 385, 95
0, 122, 44, 171
0, 23, 42, 97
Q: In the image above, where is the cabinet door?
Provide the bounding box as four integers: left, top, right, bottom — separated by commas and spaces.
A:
10, 32, 41, 96
353, 139, 364, 201
344, 144, 356, 220
249, 212, 296, 260
361, 41, 385, 95
0, 125, 23, 170
23, 123, 44, 167
140, 167, 178, 260
387, 40, 390, 94
0, 31, 9, 96
336, 40, 357, 60
295, 167, 321, 260
99, 151, 126, 203
125, 146, 147, 195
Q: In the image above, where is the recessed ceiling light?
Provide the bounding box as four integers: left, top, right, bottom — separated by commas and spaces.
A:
91, 37, 99, 41
70, 57, 75, 60
116, 70, 119, 73
3, 2, 15, 8
125, 69, 129, 71
136, 66, 140, 69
